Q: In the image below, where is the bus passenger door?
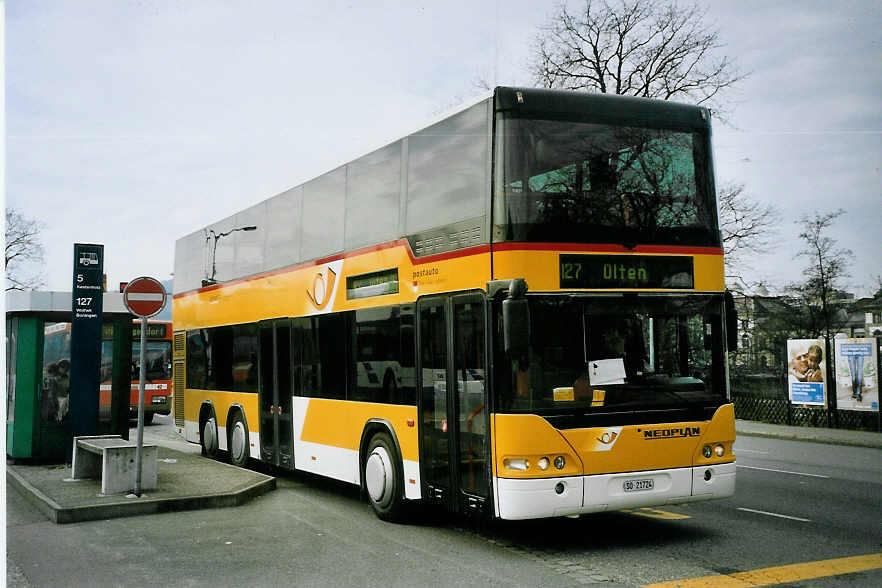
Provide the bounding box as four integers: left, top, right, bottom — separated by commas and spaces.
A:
418, 298, 449, 503
452, 294, 489, 509
258, 319, 294, 468
418, 294, 490, 514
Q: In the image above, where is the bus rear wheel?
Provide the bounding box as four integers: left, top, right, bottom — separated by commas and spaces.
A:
364, 431, 405, 522
228, 412, 249, 468
201, 415, 219, 459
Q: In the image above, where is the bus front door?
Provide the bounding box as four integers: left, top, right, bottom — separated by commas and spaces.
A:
418, 294, 490, 515
258, 319, 294, 469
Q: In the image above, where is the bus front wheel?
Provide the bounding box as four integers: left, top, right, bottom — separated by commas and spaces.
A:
364, 431, 405, 522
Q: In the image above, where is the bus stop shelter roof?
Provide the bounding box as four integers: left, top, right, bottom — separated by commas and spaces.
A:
5, 290, 134, 322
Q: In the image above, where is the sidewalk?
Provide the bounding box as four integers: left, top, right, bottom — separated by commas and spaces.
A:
7, 434, 275, 524
736, 419, 882, 449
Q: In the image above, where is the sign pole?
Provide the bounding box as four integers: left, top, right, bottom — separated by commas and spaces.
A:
877, 337, 881, 434
135, 315, 147, 496
122, 276, 166, 497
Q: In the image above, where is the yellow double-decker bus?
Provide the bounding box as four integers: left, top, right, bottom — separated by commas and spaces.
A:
173, 87, 737, 521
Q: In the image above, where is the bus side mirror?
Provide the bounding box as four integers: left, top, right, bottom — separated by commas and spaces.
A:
724, 290, 738, 351
503, 279, 530, 357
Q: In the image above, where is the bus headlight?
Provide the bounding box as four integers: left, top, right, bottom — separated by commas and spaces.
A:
503, 458, 529, 471
714, 444, 725, 457
537, 457, 550, 471
702, 445, 712, 458
554, 455, 566, 470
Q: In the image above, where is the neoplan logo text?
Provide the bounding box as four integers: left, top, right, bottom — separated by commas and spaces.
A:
643, 427, 700, 440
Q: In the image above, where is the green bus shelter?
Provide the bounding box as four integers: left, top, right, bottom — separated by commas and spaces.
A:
6, 291, 135, 461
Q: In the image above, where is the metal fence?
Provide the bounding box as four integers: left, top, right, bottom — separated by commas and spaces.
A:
730, 375, 881, 432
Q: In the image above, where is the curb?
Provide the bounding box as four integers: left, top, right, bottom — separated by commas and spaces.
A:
7, 464, 276, 524
7, 466, 66, 524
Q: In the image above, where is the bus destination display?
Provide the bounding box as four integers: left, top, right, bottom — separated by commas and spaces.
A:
102, 323, 167, 340
559, 254, 694, 289
346, 268, 399, 300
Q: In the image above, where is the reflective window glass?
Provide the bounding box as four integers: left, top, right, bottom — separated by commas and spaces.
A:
353, 307, 414, 404
407, 102, 488, 234
496, 295, 725, 414
265, 187, 302, 271
232, 204, 266, 279
186, 326, 236, 391
41, 322, 72, 424
301, 318, 321, 397
173, 230, 207, 293
318, 314, 348, 399
496, 117, 716, 247
346, 142, 401, 249
232, 324, 259, 393
302, 167, 346, 260
454, 298, 487, 497
133, 341, 172, 380
419, 301, 449, 491
7, 319, 16, 421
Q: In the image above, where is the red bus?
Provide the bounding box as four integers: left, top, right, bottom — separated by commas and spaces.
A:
99, 321, 173, 423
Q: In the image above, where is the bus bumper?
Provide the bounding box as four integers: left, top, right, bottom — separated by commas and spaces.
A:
129, 400, 171, 417
495, 462, 735, 520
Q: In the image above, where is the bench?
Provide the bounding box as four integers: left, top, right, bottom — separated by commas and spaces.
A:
71, 435, 158, 495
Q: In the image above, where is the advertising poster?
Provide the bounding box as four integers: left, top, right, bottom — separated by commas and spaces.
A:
787, 338, 826, 406
835, 338, 879, 412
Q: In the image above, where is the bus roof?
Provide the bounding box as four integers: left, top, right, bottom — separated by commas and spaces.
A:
494, 86, 710, 130
173, 87, 714, 295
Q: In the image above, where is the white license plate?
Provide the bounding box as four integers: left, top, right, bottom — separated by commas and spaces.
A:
151, 397, 167, 404
623, 478, 654, 492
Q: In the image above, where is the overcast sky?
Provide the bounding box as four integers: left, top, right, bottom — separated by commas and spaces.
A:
6, 1, 880, 297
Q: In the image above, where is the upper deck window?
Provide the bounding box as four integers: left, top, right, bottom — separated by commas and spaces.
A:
493, 116, 718, 247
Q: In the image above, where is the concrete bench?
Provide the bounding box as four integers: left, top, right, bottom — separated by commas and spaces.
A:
71, 435, 158, 495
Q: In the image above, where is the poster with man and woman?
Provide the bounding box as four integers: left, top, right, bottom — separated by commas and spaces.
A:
787, 338, 826, 406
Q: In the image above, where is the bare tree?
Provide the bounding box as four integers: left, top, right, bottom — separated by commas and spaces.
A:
732, 213, 853, 380
788, 210, 853, 339
532, 0, 746, 118
5, 208, 47, 291
530, 1, 780, 282
718, 182, 780, 277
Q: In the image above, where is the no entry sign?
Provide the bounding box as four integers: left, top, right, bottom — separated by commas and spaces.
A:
123, 276, 167, 317
124, 275, 167, 495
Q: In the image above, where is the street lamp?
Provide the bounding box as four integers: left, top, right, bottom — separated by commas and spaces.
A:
202, 225, 257, 286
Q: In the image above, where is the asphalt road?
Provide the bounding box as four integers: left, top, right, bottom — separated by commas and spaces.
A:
6, 416, 882, 587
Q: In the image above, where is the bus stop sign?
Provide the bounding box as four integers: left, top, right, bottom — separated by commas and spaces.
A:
123, 276, 167, 317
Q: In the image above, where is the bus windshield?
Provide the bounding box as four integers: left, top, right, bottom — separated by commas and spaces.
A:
497, 295, 727, 417
132, 341, 173, 380
494, 116, 717, 247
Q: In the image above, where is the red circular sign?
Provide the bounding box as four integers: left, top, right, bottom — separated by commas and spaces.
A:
124, 276, 167, 317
